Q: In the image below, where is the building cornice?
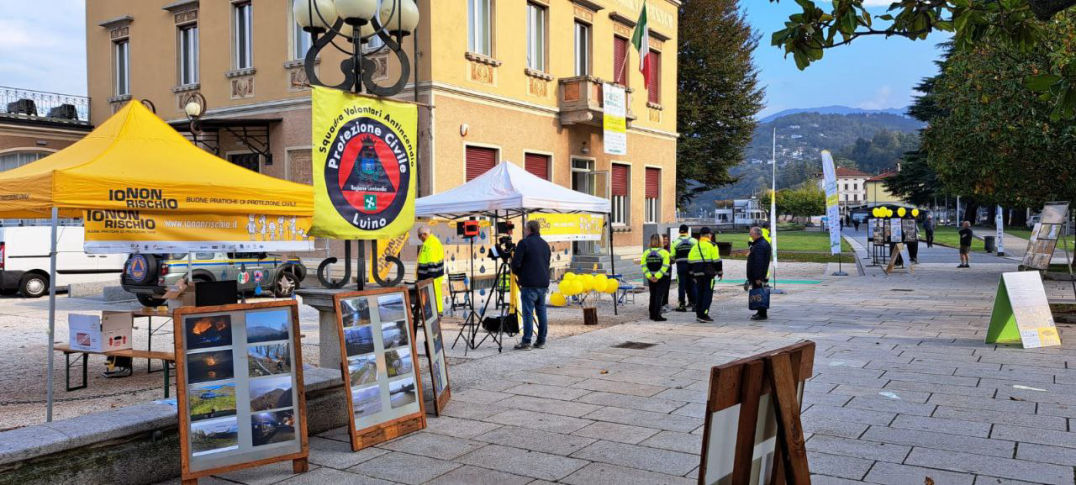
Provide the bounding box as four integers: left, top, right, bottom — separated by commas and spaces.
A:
162, 0, 198, 12
98, 15, 133, 29
572, 0, 605, 12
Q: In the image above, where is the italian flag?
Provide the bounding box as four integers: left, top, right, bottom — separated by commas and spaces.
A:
632, 3, 651, 91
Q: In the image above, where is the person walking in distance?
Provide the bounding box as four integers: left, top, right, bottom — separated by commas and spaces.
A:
688, 227, 722, 323
958, 221, 973, 268
924, 215, 935, 248
747, 227, 772, 321
642, 234, 671, 322
672, 225, 697, 312
512, 220, 551, 350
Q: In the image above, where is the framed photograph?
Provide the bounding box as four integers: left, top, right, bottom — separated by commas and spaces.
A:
334, 287, 427, 451
174, 301, 308, 482
415, 279, 451, 415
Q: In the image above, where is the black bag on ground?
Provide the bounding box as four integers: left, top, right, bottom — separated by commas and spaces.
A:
482, 313, 519, 335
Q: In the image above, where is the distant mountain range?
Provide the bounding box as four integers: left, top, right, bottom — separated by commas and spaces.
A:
760, 106, 910, 123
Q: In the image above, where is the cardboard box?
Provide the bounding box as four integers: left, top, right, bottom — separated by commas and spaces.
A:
68, 312, 133, 352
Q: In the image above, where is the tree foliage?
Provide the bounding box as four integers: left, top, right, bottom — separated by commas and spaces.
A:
768, 0, 1076, 119
919, 15, 1076, 207
677, 0, 765, 204
762, 184, 826, 220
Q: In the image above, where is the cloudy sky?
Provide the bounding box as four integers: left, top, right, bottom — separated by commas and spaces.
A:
0, 0, 87, 96
0, 1, 946, 117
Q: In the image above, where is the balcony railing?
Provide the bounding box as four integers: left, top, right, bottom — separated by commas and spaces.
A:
0, 86, 90, 125
557, 76, 635, 127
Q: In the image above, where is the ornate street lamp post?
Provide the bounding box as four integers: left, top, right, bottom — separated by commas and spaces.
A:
294, 0, 419, 96
293, 0, 419, 289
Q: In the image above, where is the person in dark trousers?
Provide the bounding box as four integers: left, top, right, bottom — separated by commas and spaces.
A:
512, 220, 552, 350
672, 225, 697, 312
958, 221, 973, 268
641, 234, 671, 321
747, 227, 772, 320
660, 234, 672, 311
687, 227, 722, 323
924, 215, 935, 248
853, 218, 861, 232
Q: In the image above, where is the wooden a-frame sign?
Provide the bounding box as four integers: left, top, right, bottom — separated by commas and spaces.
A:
986, 272, 1061, 349
698, 341, 815, 485
883, 243, 913, 275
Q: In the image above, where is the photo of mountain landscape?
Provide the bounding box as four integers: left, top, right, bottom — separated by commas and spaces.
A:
249, 375, 293, 412
245, 309, 290, 343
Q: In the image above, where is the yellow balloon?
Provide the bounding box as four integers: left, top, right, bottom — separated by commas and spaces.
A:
594, 274, 608, 289
605, 279, 619, 294
550, 292, 566, 306
563, 271, 576, 281
912, 208, 920, 217
898, 208, 907, 217
580, 274, 595, 292
872, 207, 881, 217
559, 280, 575, 295
569, 280, 584, 295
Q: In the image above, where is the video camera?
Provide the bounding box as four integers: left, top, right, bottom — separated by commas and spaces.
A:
489, 221, 515, 262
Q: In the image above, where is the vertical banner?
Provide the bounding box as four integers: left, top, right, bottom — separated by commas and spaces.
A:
603, 83, 627, 156
820, 151, 841, 255
996, 205, 1005, 256
311, 87, 417, 239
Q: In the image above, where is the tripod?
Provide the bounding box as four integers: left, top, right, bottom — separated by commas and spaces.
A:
451, 236, 481, 353
471, 252, 512, 353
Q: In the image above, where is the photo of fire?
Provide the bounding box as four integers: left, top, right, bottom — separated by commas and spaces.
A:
185, 315, 234, 351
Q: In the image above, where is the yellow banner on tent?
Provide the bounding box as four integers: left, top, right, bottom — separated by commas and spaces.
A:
311, 87, 417, 240
83, 210, 314, 253
529, 213, 604, 242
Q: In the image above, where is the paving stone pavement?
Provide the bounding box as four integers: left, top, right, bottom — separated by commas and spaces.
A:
158, 261, 1076, 484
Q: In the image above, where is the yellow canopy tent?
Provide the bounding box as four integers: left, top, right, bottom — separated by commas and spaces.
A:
0, 101, 315, 421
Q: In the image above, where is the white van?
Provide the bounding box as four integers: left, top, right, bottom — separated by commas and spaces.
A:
0, 225, 127, 297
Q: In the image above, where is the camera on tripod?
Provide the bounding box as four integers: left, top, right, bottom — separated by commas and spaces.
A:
489, 221, 515, 262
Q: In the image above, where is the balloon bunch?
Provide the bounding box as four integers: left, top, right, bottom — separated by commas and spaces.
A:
549, 271, 619, 306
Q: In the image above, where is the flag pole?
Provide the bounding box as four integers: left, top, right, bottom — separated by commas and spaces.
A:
771, 127, 782, 293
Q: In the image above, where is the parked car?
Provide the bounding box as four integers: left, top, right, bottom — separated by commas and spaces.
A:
1027, 215, 1041, 229
121, 252, 306, 307
0, 225, 127, 297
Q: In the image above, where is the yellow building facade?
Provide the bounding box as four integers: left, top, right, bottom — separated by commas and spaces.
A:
86, 0, 679, 254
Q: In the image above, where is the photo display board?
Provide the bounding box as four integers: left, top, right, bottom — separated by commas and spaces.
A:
698, 341, 815, 485
174, 301, 308, 482
1023, 202, 1069, 270
415, 279, 451, 415
334, 287, 427, 451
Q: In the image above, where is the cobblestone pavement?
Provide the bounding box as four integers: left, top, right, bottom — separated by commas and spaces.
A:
150, 258, 1076, 485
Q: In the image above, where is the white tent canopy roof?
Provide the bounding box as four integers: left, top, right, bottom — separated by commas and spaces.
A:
415, 162, 611, 217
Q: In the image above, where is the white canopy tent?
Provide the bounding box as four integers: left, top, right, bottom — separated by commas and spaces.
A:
414, 162, 619, 345
416, 162, 610, 217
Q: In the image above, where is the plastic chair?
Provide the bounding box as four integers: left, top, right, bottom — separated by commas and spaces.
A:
610, 274, 636, 305
448, 273, 470, 311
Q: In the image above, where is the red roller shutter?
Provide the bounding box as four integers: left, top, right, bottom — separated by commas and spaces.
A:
613, 36, 628, 86
466, 146, 497, 181
648, 51, 661, 104
645, 167, 659, 198
611, 164, 629, 196
524, 153, 550, 180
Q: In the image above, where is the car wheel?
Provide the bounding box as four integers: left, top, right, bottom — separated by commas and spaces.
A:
136, 294, 167, 307
19, 273, 48, 298
274, 272, 298, 298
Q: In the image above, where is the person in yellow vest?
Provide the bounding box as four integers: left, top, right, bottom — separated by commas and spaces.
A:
672, 225, 698, 312
688, 227, 722, 323
641, 234, 671, 322
416, 227, 445, 313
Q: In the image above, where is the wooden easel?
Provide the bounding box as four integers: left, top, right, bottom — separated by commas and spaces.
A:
698, 341, 815, 485
884, 243, 913, 275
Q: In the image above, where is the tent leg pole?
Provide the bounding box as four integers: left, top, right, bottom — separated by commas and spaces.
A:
356, 240, 365, 291
46, 207, 58, 422
608, 215, 617, 316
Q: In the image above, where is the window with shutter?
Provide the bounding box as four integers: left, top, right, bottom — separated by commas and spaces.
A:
645, 167, 659, 199
648, 51, 661, 104
611, 164, 629, 196
524, 153, 550, 180
466, 146, 497, 181
613, 36, 628, 86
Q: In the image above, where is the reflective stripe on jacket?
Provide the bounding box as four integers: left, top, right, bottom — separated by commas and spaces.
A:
687, 237, 721, 277
673, 235, 697, 263
417, 234, 445, 280
641, 248, 671, 280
